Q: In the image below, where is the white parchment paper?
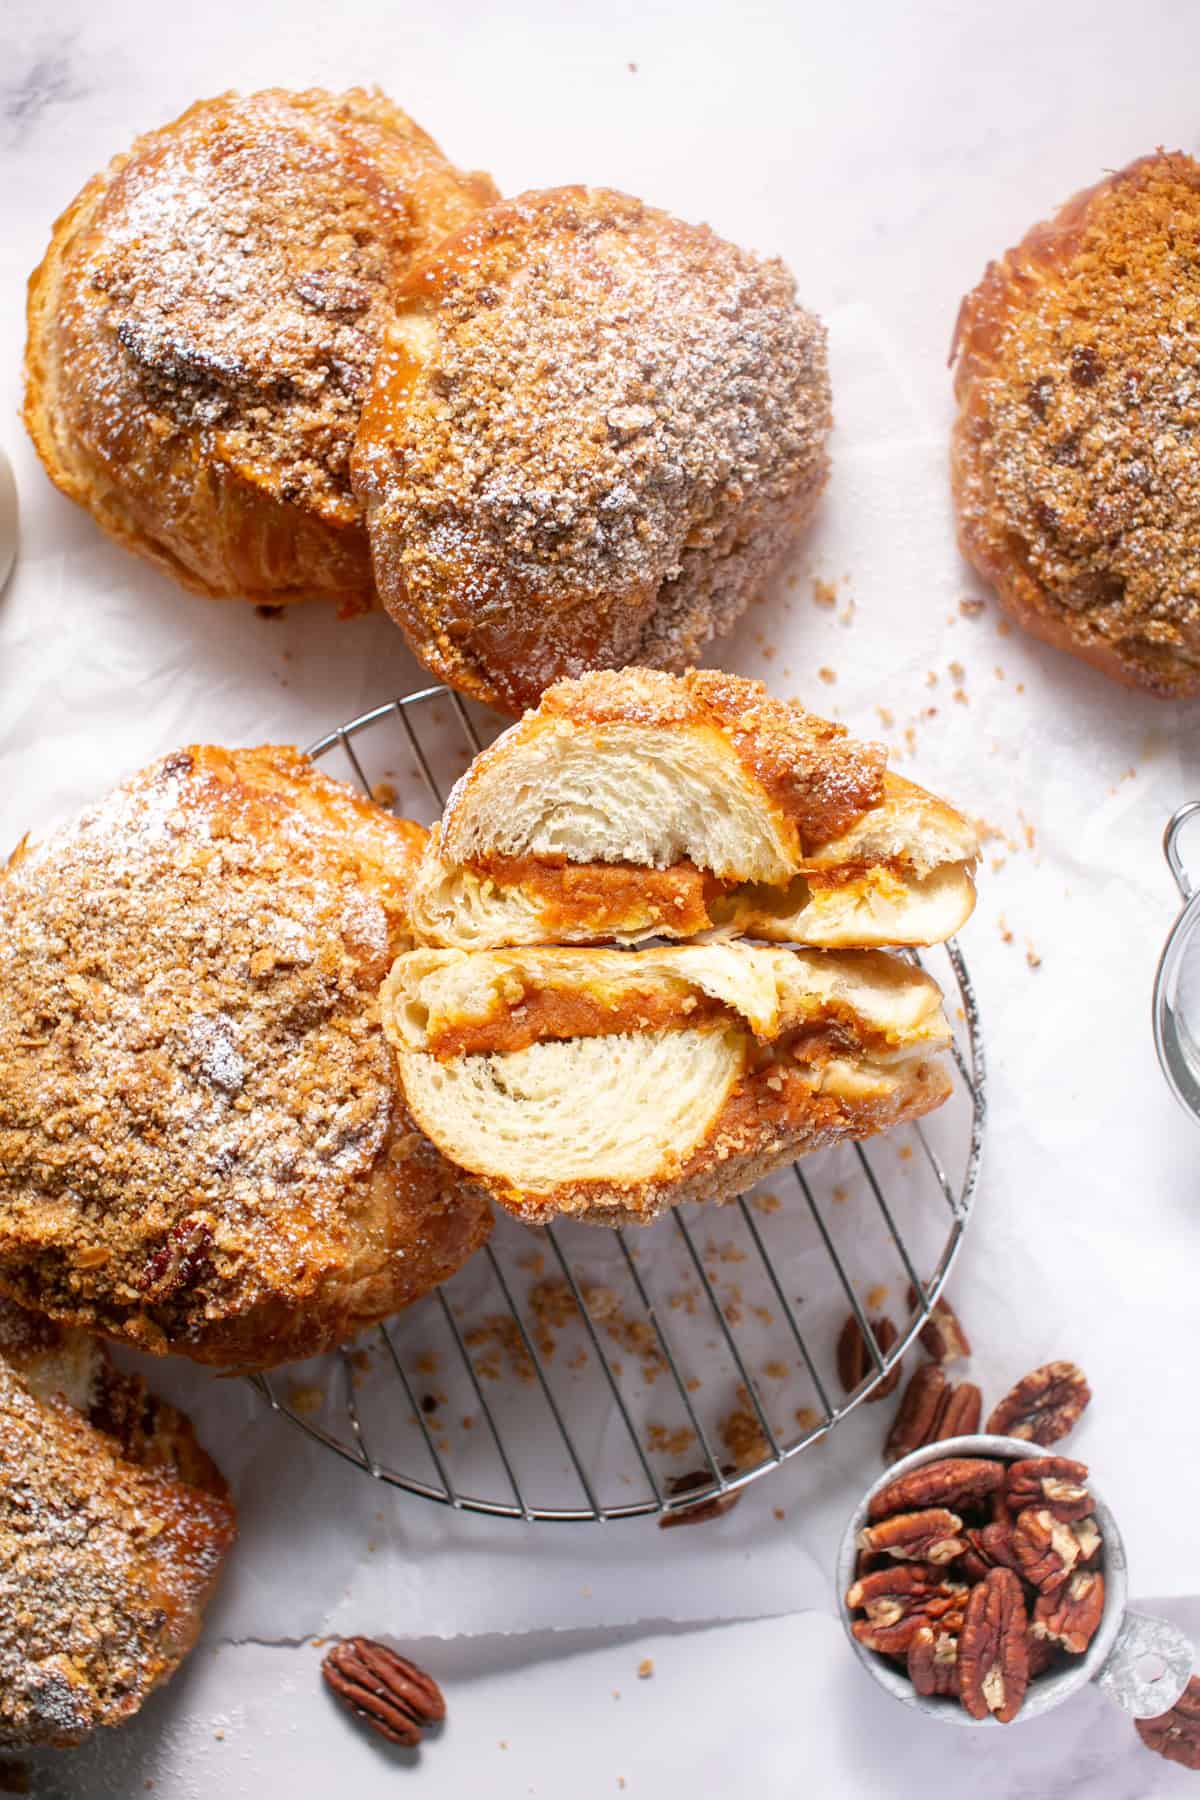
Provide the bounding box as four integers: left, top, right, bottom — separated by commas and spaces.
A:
2, 0, 1199, 1689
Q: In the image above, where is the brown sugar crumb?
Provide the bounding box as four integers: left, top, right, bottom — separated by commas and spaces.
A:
637, 1658, 655, 1679
773, 1506, 785, 1521
959, 596, 986, 618
752, 1190, 781, 1215
949, 661, 966, 682
812, 577, 838, 608
464, 1315, 535, 1383
998, 915, 1014, 945
817, 666, 837, 684
370, 780, 397, 809
762, 1360, 790, 1380
720, 1387, 769, 1470
1026, 943, 1043, 970
415, 1351, 438, 1376
795, 1406, 821, 1432
832, 1185, 849, 1205
952, 688, 968, 705
926, 671, 939, 688
287, 1383, 324, 1417
645, 1423, 696, 1457
865, 1284, 889, 1310
876, 706, 894, 728
897, 1144, 913, 1162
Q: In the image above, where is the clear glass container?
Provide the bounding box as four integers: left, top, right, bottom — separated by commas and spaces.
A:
1153, 803, 1200, 1121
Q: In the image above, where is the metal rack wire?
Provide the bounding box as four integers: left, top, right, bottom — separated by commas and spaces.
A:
254, 686, 985, 1522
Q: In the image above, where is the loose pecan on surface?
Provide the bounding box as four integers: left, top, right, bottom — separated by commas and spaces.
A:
858, 1507, 966, 1565
1004, 1457, 1091, 1522
837, 1313, 902, 1400
1136, 1675, 1200, 1771
1032, 1571, 1105, 1655
884, 1364, 947, 1462
957, 1568, 1029, 1723
321, 1638, 445, 1747
867, 1457, 1004, 1524
658, 1465, 741, 1529
986, 1362, 1091, 1446
934, 1382, 982, 1442
907, 1287, 971, 1363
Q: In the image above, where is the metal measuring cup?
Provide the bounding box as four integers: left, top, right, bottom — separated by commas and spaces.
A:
835, 1434, 1194, 1727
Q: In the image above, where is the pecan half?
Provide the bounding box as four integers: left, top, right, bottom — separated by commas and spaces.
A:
1136, 1675, 1200, 1771
847, 1566, 968, 1655
907, 1287, 971, 1363
859, 1507, 966, 1565
659, 1465, 741, 1529
1032, 1570, 1105, 1655
1005, 1457, 1091, 1522
958, 1568, 1029, 1723
986, 1361, 1091, 1446
1025, 1627, 1058, 1679
837, 1314, 902, 1400
908, 1623, 962, 1697
868, 1457, 1004, 1523
322, 1638, 445, 1747
884, 1364, 947, 1462
1012, 1508, 1100, 1594
933, 1382, 982, 1441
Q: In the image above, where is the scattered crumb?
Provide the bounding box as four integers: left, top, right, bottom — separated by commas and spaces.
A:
349, 1349, 370, 1373
926, 670, 938, 688
720, 1388, 769, 1470
897, 1144, 913, 1162
959, 596, 986, 617
998, 915, 1014, 945
627, 60, 638, 71
415, 1351, 438, 1375
998, 618, 1012, 635
370, 779, 397, 808
618, 1780, 627, 1791
812, 576, 838, 608
876, 706, 894, 728
255, 603, 284, 620
817, 666, 837, 684
499, 1740, 508, 1750
752, 1190, 781, 1215
646, 1423, 696, 1457
832, 1185, 849, 1205
214, 1730, 225, 1742
838, 599, 856, 625
952, 688, 968, 705
795, 1406, 821, 1432
773, 1506, 785, 1521
1025, 943, 1042, 971
637, 1659, 655, 1680
287, 1383, 324, 1417
865, 1284, 889, 1310
949, 660, 965, 681
763, 1359, 789, 1380
613, 1689, 621, 1701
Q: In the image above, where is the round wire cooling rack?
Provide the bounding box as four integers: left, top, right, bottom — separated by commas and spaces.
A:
253, 685, 986, 1523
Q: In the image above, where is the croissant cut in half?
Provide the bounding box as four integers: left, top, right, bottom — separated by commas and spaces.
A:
407, 667, 979, 951
381, 943, 953, 1226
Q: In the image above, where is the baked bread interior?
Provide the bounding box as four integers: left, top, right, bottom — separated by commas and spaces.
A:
354, 186, 832, 713
23, 86, 496, 609
0, 743, 491, 1367
407, 668, 978, 951
381, 943, 953, 1225
952, 150, 1200, 697
0, 1296, 236, 1749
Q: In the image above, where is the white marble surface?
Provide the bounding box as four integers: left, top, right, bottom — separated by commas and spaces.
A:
3, 0, 1200, 1793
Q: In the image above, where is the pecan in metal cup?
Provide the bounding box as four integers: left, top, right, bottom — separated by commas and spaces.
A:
958, 1568, 1029, 1723
867, 1457, 1004, 1524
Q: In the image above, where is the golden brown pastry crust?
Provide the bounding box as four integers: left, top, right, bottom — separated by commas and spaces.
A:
0, 1340, 235, 1748
354, 187, 831, 713
951, 151, 1200, 697
23, 87, 496, 610
0, 745, 491, 1368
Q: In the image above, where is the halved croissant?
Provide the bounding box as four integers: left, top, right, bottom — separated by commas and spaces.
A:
380, 942, 953, 1226
407, 667, 978, 951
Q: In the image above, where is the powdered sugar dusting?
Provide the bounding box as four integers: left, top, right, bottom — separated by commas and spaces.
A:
359, 187, 831, 712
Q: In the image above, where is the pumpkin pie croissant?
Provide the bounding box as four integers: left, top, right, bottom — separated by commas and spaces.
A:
0, 744, 490, 1367
381, 943, 952, 1227
407, 667, 979, 952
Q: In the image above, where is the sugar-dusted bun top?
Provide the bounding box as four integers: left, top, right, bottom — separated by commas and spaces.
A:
36, 87, 496, 527
356, 187, 831, 713
952, 151, 1200, 696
